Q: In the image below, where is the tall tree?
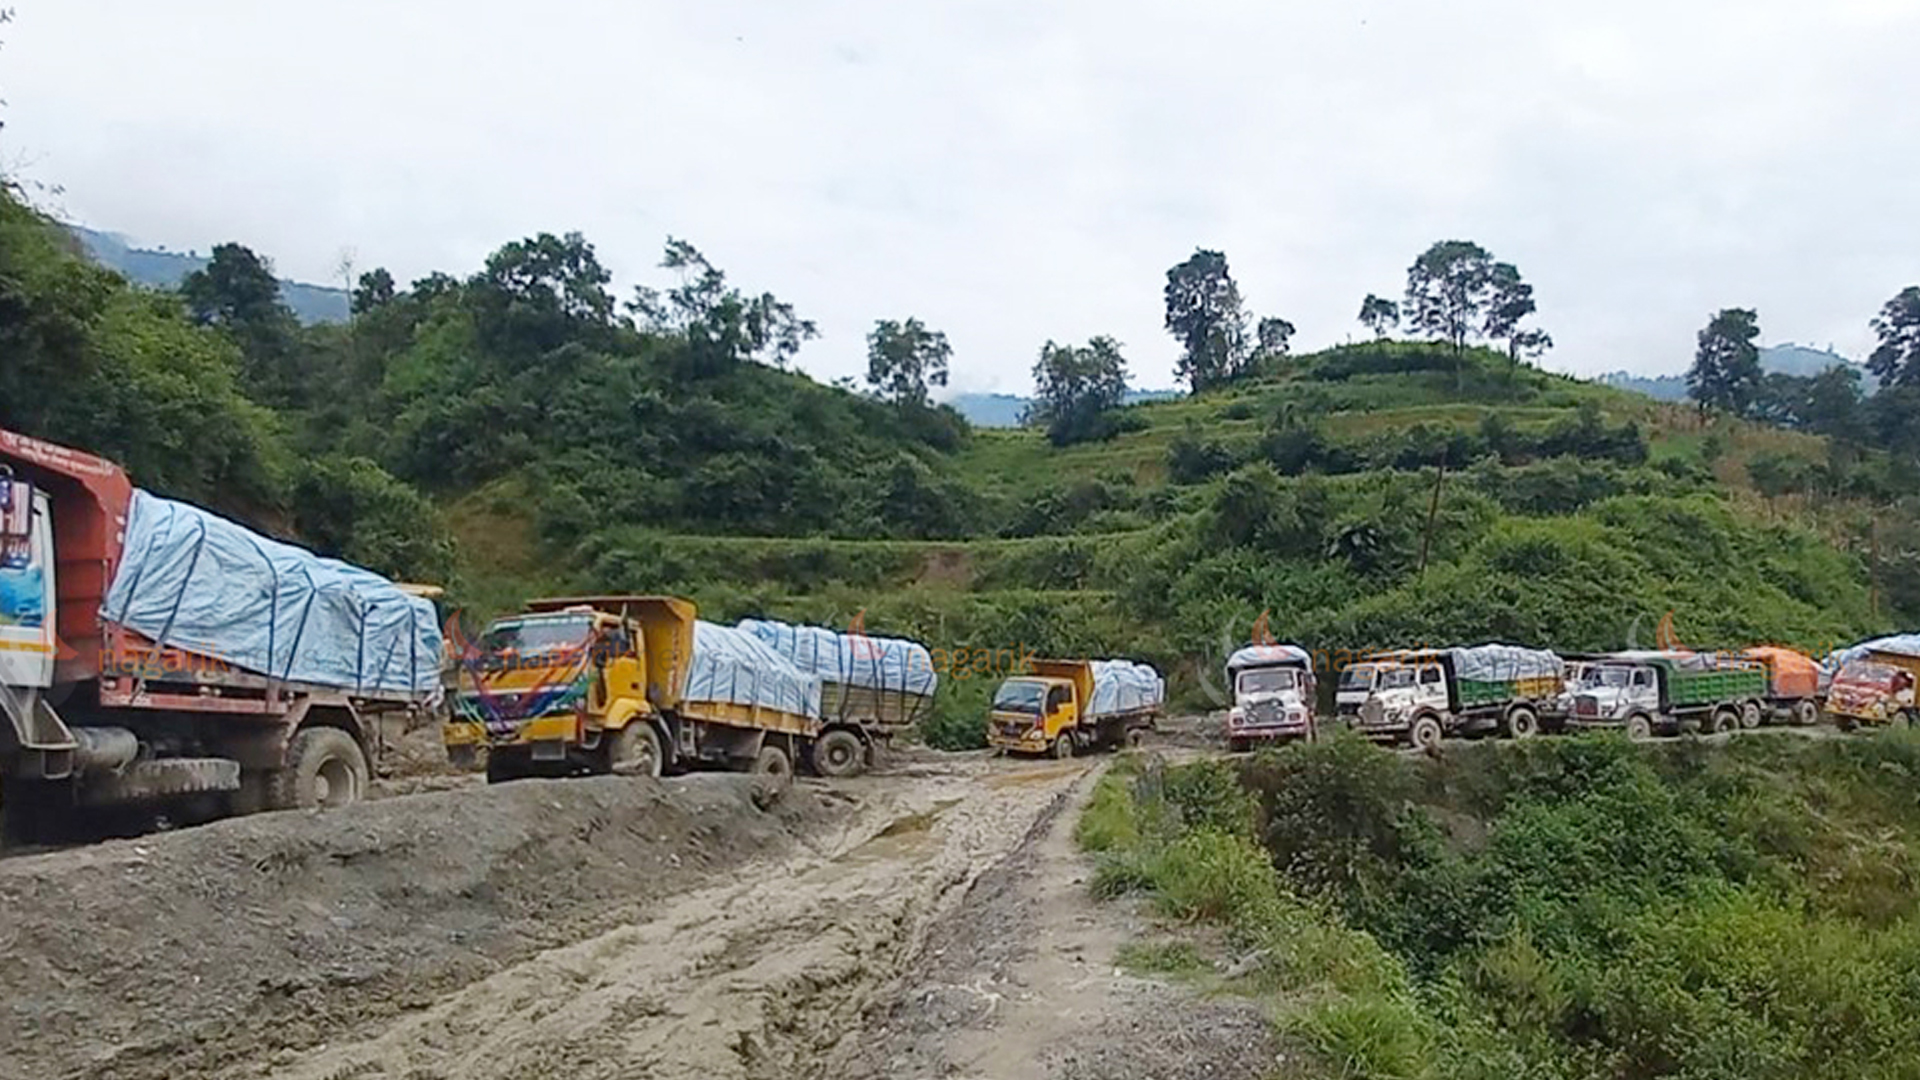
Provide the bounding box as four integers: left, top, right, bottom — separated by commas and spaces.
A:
1404, 240, 1497, 354
181, 242, 304, 404
469, 231, 618, 356
352, 268, 396, 315
1255, 316, 1296, 360
1688, 308, 1763, 415
1358, 294, 1399, 338
1030, 336, 1129, 446
1869, 286, 1920, 388
1483, 261, 1545, 363
865, 317, 952, 408
1164, 249, 1248, 392
632, 238, 817, 375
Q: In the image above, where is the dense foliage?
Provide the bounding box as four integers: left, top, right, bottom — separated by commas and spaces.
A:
1090, 735, 1920, 1079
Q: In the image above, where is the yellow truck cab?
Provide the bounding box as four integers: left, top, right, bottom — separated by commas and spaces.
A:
987, 658, 1162, 758
444, 596, 820, 782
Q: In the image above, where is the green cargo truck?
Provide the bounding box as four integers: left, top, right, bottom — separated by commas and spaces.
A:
1564, 650, 1769, 739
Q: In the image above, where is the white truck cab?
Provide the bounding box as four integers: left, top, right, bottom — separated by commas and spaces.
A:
1224, 644, 1315, 752
1338, 661, 1446, 738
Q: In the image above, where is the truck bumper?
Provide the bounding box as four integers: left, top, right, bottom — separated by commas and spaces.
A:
1228, 722, 1312, 743
987, 727, 1053, 754
444, 714, 583, 751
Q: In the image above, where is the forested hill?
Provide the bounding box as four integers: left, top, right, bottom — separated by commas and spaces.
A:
69, 225, 350, 323
4, 186, 1918, 738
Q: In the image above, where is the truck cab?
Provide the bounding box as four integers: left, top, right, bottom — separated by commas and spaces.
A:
446, 605, 656, 780
988, 674, 1078, 758
1828, 657, 1919, 729
0, 485, 56, 693
1225, 646, 1316, 752
1337, 659, 1445, 741
1565, 662, 1660, 734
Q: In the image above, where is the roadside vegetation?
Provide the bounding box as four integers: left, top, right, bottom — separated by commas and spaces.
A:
1085, 734, 1920, 1079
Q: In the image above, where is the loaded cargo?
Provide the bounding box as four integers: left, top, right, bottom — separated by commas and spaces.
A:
1563, 650, 1769, 738
0, 427, 442, 842
737, 618, 937, 776
1336, 644, 1561, 749
987, 658, 1163, 758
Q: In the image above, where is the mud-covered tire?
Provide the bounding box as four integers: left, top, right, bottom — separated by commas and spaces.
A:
1709, 708, 1736, 735
1125, 727, 1146, 749
1740, 700, 1764, 730
1051, 734, 1074, 760
1506, 706, 1540, 740
1410, 715, 1443, 752
606, 722, 665, 778
1626, 714, 1654, 741
1795, 700, 1820, 727
811, 729, 866, 778
752, 744, 793, 781
268, 728, 368, 811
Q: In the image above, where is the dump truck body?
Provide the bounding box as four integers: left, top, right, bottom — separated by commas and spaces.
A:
1224, 644, 1316, 751
0, 427, 440, 836
1336, 645, 1561, 747
987, 658, 1162, 757
1741, 646, 1824, 726
445, 596, 824, 780
737, 618, 938, 775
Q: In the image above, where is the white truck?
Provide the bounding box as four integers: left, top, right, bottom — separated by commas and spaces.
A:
1224, 644, 1317, 752
1336, 644, 1563, 749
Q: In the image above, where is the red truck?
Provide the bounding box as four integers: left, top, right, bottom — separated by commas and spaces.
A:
0, 427, 442, 842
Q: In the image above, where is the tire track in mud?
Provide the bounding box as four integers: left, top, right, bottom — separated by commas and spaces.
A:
241, 760, 1092, 1080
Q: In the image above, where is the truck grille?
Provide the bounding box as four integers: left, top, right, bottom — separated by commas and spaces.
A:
1574, 695, 1600, 717
1250, 700, 1288, 725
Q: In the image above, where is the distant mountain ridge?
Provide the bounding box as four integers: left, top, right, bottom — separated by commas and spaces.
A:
67, 225, 351, 324
947, 388, 1182, 428
1598, 345, 1876, 403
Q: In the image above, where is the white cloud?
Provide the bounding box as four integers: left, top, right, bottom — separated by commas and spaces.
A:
5, 0, 1918, 393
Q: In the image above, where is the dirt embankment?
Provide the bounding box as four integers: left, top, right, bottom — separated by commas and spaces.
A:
0, 772, 849, 1080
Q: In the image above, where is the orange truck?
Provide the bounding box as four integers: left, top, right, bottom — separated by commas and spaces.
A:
1741, 646, 1824, 727
1827, 640, 1920, 730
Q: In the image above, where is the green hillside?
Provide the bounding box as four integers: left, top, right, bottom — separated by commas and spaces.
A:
3, 186, 1917, 749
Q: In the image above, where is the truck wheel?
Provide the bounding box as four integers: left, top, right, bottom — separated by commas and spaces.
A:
1410, 716, 1443, 752
1794, 700, 1820, 727
1125, 728, 1146, 749
1740, 701, 1763, 730
1626, 714, 1654, 741
1051, 734, 1074, 760
1505, 706, 1540, 741
606, 723, 665, 778
269, 727, 369, 811
812, 730, 866, 779
753, 744, 793, 780
1709, 708, 1736, 735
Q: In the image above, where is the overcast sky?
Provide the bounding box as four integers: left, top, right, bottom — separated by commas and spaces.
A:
6, 0, 1919, 394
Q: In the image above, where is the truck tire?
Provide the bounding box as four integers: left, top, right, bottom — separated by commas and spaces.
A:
753, 744, 793, 780
1626, 714, 1654, 741
1410, 715, 1443, 752
1505, 706, 1540, 740
1740, 701, 1763, 730
1051, 733, 1074, 760
811, 729, 866, 778
1709, 708, 1736, 735
1794, 700, 1820, 727
269, 727, 369, 811
606, 722, 665, 778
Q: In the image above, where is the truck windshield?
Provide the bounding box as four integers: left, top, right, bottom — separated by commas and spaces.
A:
1238, 669, 1298, 695
477, 617, 593, 662
1837, 662, 1899, 689
1591, 668, 1633, 688
993, 679, 1046, 714
1339, 666, 1378, 691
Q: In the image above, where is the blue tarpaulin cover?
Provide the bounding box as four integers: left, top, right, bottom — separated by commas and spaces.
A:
1088, 659, 1164, 717
102, 490, 442, 698
687, 620, 823, 720
1826, 634, 1920, 673
737, 618, 938, 698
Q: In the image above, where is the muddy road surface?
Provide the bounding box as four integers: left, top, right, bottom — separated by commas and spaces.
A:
2, 747, 1266, 1080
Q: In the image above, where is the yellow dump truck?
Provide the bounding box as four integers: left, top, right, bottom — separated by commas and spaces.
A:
986, 658, 1164, 758
444, 596, 823, 781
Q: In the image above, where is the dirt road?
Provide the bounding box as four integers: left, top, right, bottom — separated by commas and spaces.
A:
3, 744, 1269, 1080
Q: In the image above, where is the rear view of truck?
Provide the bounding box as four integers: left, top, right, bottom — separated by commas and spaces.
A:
737, 618, 937, 776
0, 427, 441, 843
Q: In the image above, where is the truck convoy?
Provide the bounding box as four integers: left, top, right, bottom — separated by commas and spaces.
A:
0, 427, 442, 842
1563, 651, 1770, 738
987, 658, 1164, 758
738, 618, 937, 776
445, 596, 842, 781
1825, 636, 1920, 730
1224, 644, 1316, 752
1337, 645, 1561, 749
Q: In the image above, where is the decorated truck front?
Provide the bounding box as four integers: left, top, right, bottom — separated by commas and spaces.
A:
1224, 644, 1316, 751
1824, 635, 1920, 729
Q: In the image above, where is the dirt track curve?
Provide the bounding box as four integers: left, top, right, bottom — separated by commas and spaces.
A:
2, 739, 1273, 1080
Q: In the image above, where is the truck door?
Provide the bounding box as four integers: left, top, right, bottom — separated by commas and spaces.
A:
1045, 683, 1073, 737
0, 488, 55, 690
1417, 664, 1448, 715
1629, 668, 1657, 712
